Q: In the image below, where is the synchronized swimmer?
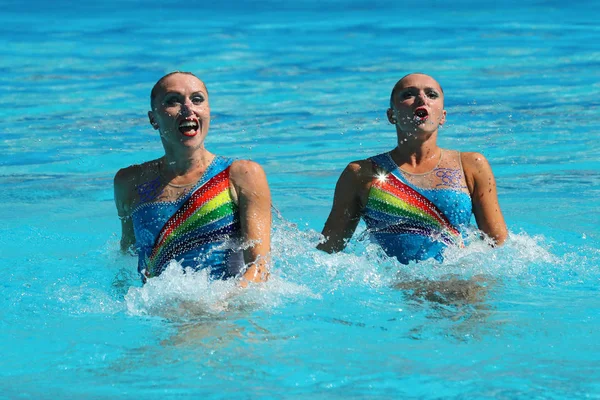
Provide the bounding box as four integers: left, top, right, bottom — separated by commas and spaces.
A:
114, 71, 507, 284
114, 72, 271, 286
318, 73, 507, 263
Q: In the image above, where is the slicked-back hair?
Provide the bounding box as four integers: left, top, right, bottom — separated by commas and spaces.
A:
389, 73, 444, 109
149, 71, 206, 109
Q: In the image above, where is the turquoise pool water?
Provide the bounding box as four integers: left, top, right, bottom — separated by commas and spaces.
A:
1, 0, 599, 398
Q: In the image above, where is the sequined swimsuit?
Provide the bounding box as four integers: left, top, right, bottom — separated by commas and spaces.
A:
131, 156, 244, 280
362, 150, 472, 264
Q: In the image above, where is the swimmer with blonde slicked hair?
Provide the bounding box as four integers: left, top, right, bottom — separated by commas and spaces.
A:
318, 73, 507, 264
114, 71, 271, 286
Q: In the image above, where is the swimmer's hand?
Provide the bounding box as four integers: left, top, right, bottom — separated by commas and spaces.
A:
238, 263, 270, 288
216, 265, 269, 311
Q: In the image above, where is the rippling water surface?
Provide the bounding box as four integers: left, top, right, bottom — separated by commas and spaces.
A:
1, 0, 599, 398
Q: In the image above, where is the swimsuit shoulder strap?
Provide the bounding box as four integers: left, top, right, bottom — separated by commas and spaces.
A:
194, 156, 234, 187
368, 151, 412, 185
369, 152, 396, 174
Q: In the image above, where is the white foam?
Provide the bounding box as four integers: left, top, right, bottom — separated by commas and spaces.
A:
120, 220, 598, 318
124, 261, 318, 319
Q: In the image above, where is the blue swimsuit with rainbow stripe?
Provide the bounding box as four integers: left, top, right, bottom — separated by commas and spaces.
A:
363, 152, 472, 264
131, 156, 244, 280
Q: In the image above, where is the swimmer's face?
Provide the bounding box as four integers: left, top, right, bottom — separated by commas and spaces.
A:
148, 73, 210, 148
387, 74, 446, 135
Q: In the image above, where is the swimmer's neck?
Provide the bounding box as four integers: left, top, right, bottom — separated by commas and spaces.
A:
392, 132, 439, 168
161, 147, 215, 176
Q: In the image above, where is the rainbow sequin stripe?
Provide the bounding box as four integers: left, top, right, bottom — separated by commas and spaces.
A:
146, 167, 239, 277
366, 171, 463, 247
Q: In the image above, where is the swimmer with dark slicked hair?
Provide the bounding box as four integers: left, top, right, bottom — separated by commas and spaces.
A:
318, 73, 507, 264
114, 71, 271, 286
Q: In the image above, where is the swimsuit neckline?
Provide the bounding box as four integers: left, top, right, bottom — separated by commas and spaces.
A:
131, 156, 221, 215
158, 154, 217, 188
388, 149, 443, 177
375, 151, 470, 196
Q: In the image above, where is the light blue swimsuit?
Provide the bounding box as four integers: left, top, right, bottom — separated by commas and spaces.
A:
362, 152, 472, 264
131, 156, 244, 280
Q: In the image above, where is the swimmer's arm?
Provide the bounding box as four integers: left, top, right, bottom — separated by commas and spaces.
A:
462, 152, 508, 245
318, 162, 370, 253
114, 168, 137, 254
230, 160, 272, 285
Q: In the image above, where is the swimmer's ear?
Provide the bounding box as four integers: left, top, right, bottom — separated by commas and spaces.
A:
439, 109, 447, 126
148, 111, 159, 130
387, 108, 397, 124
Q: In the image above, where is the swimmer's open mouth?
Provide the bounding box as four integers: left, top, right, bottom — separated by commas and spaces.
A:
179, 119, 199, 136
414, 108, 428, 122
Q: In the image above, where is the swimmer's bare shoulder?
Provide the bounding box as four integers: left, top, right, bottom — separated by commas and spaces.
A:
318, 158, 374, 253
228, 159, 269, 200
460, 152, 507, 245
350, 158, 376, 184
228, 159, 272, 284
460, 152, 489, 193
114, 160, 160, 211
113, 159, 161, 253
334, 160, 376, 206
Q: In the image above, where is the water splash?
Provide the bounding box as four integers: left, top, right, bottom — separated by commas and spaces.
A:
124, 261, 318, 319
121, 218, 599, 319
